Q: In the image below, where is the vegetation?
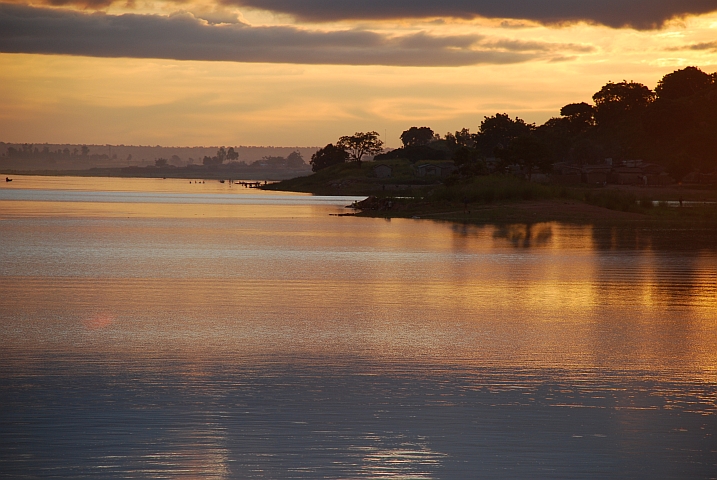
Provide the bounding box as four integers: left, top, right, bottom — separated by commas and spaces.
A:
336, 131, 384, 166
310, 144, 349, 172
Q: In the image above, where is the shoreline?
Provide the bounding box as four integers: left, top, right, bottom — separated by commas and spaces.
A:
4, 170, 716, 227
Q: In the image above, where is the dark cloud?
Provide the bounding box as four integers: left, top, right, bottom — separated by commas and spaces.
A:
684, 41, 717, 51
225, 0, 717, 29
666, 41, 717, 52
0, 4, 582, 66
486, 39, 595, 53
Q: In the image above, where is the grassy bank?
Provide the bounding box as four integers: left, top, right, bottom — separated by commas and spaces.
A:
267, 165, 717, 225
262, 159, 435, 195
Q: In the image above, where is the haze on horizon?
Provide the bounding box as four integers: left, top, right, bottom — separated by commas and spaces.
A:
1, 0, 716, 147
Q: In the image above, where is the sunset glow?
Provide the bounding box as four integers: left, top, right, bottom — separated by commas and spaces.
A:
2, 1, 716, 146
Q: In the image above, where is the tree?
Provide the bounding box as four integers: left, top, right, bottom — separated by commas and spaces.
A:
286, 150, 305, 168
81, 145, 89, 156
203, 155, 222, 166
400, 127, 435, 147
475, 114, 533, 154
155, 158, 168, 167
310, 144, 348, 172
226, 147, 239, 162
452, 147, 486, 177
216, 147, 227, 164
656, 66, 713, 100
560, 102, 594, 134
337, 131, 384, 166
592, 81, 655, 126
499, 136, 552, 180
454, 128, 474, 147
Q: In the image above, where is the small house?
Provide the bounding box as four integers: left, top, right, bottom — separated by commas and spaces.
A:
373, 164, 392, 178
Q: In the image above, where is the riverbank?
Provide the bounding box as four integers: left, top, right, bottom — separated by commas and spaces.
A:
265, 163, 717, 226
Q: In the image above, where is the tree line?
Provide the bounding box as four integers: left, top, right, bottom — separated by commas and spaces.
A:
200, 147, 306, 169
311, 66, 717, 180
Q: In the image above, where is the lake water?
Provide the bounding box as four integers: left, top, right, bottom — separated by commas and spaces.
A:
1, 176, 716, 478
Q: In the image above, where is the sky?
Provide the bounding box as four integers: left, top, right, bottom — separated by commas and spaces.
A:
1, 0, 717, 147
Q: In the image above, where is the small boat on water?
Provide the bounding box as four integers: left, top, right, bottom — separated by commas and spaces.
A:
219, 179, 225, 183
5, 177, 11, 182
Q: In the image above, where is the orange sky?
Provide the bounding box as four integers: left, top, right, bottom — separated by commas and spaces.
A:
1, 1, 716, 147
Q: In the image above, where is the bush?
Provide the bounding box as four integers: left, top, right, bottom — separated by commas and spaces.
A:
584, 189, 638, 212
430, 175, 557, 204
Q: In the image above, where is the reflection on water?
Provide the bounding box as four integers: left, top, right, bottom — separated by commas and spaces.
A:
1, 176, 717, 478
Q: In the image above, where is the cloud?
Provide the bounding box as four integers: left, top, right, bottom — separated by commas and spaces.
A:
223, 0, 717, 30
3, 0, 715, 29
680, 41, 717, 51
0, 4, 578, 66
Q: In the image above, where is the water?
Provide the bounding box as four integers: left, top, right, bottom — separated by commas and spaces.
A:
1, 176, 716, 478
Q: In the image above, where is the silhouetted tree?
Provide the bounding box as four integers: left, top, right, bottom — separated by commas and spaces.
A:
216, 147, 227, 164
592, 81, 655, 126
226, 147, 239, 162
337, 131, 384, 166
400, 127, 435, 147
286, 150, 305, 168
310, 144, 349, 172
475, 114, 533, 154
81, 145, 89, 156
155, 158, 168, 167
655, 66, 713, 100
560, 102, 594, 134
452, 147, 486, 176
499, 136, 552, 180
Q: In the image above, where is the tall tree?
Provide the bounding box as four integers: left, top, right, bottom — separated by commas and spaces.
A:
337, 131, 384, 166
226, 147, 239, 162
216, 147, 227, 164
400, 127, 435, 147
592, 81, 655, 126
310, 144, 348, 172
655, 66, 713, 100
286, 150, 305, 168
475, 114, 533, 154
560, 102, 594, 134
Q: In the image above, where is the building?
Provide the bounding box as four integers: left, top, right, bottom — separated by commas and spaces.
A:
373, 164, 392, 178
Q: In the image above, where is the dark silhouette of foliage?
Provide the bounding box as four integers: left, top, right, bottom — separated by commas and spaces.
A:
496, 136, 552, 180
655, 66, 713, 100
310, 144, 349, 172
286, 150, 305, 168
226, 147, 239, 162
337, 131, 384, 166
374, 144, 447, 163
475, 114, 533, 155
559, 102, 595, 134
400, 126, 435, 147
592, 81, 655, 126
452, 147, 487, 177
154, 158, 168, 167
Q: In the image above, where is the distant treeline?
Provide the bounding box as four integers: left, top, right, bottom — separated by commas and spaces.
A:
196, 147, 306, 169
0, 143, 318, 171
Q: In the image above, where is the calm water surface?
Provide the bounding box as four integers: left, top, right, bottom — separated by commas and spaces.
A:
1, 176, 716, 478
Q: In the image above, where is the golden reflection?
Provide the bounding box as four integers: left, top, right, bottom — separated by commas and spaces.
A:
2, 177, 717, 385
